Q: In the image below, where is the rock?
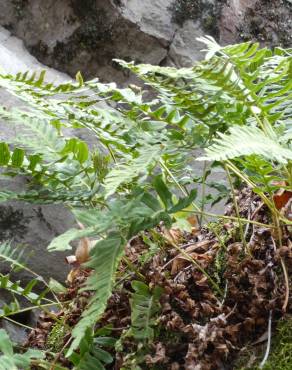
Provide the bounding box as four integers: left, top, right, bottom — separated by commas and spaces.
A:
219, 0, 292, 47
0, 26, 68, 81
167, 20, 205, 66
0, 173, 75, 284
219, 0, 258, 45
0, 0, 217, 82
0, 27, 75, 284
0, 0, 174, 82
0, 320, 28, 345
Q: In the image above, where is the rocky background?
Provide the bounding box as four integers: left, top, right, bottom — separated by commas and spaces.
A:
0, 0, 291, 285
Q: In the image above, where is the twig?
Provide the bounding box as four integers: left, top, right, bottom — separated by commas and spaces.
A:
259, 310, 272, 369
280, 257, 289, 312
174, 265, 192, 283
244, 206, 251, 240
180, 209, 274, 228
49, 336, 72, 370
271, 222, 289, 312
224, 164, 248, 253
199, 161, 208, 226
250, 202, 264, 220
3, 316, 33, 331
220, 280, 228, 307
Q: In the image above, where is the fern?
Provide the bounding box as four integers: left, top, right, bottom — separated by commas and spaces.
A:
104, 144, 161, 198
0, 274, 43, 309
67, 234, 124, 356
0, 329, 44, 370
199, 125, 292, 163
0, 242, 27, 271
0, 39, 291, 367
129, 281, 162, 341
69, 330, 114, 370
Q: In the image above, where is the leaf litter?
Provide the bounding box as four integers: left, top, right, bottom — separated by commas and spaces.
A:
26, 187, 292, 369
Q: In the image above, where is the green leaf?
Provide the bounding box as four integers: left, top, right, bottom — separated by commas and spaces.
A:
104, 145, 160, 198
0, 329, 13, 356
153, 175, 173, 209
48, 278, 67, 294
76, 71, 84, 87
11, 148, 25, 167
0, 143, 10, 165
67, 234, 124, 357
76, 141, 89, 163
128, 281, 162, 341
47, 228, 95, 252
169, 189, 197, 213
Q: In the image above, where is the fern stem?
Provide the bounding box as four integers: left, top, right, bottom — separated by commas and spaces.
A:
0, 301, 69, 320
3, 316, 34, 331
179, 210, 274, 228
0, 248, 62, 307
159, 160, 200, 212
226, 161, 292, 225
199, 161, 208, 226
224, 164, 248, 253
122, 256, 146, 282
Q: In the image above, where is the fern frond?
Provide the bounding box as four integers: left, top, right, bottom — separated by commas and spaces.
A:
129, 281, 162, 341
0, 241, 27, 271
67, 234, 124, 356
199, 126, 292, 163
104, 144, 161, 198
69, 330, 113, 370
0, 329, 44, 370
0, 274, 41, 307
0, 107, 65, 158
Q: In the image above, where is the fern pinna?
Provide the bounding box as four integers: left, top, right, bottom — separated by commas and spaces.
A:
0, 38, 291, 362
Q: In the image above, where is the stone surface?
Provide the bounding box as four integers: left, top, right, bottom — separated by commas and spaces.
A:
219, 0, 257, 45
0, 27, 75, 284
219, 0, 292, 47
167, 20, 205, 66
0, 0, 218, 82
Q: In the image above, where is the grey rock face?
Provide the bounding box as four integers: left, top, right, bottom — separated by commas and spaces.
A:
0, 27, 75, 284
167, 20, 205, 67
0, 0, 216, 82
219, 0, 292, 47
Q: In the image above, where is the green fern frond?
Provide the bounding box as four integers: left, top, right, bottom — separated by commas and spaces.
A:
0, 241, 27, 271
199, 125, 292, 163
0, 107, 65, 157
0, 329, 44, 370
67, 234, 124, 356
104, 144, 161, 198
0, 274, 41, 307
69, 330, 113, 370
129, 281, 162, 341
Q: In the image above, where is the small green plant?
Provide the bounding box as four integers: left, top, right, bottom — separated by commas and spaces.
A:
0, 328, 44, 369
0, 37, 291, 368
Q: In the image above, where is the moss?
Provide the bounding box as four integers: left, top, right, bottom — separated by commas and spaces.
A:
239, 0, 292, 48
46, 320, 68, 353
171, 0, 201, 26
170, 0, 223, 36
235, 317, 292, 370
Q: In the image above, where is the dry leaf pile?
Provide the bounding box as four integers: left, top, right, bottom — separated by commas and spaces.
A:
26, 188, 292, 369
